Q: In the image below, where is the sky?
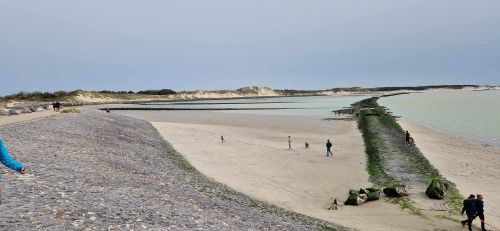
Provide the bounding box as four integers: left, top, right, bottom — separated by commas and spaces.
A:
0, 1, 499, 96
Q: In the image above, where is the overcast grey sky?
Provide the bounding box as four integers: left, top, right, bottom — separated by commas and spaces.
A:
1, 1, 499, 95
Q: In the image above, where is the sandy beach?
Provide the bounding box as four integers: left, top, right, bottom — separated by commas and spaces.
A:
143, 111, 460, 230
0, 110, 57, 127
400, 120, 500, 229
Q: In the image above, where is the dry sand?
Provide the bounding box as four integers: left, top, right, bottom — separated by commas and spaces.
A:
0, 111, 57, 127
400, 120, 500, 229
145, 111, 455, 230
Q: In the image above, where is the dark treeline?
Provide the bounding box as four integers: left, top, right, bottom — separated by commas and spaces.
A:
135, 89, 177, 95
1, 90, 82, 101
1, 89, 178, 101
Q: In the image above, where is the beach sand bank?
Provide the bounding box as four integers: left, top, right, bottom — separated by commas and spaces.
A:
0, 110, 57, 127
400, 120, 500, 229
148, 111, 457, 230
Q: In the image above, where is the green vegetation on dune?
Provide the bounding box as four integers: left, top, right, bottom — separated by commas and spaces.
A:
1, 90, 82, 102
352, 97, 464, 213
60, 108, 81, 114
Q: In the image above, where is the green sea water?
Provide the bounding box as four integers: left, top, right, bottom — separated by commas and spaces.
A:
379, 90, 500, 146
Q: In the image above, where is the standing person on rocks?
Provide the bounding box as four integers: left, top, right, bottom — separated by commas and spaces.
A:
288, 136, 292, 150
326, 139, 333, 157
475, 194, 487, 231
405, 130, 411, 144
54, 102, 61, 112
0, 138, 28, 204
461, 194, 477, 231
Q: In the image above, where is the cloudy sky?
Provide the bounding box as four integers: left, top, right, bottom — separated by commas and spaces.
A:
0, 1, 499, 95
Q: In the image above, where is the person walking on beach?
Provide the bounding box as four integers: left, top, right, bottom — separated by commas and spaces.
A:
475, 194, 487, 231
288, 136, 292, 150
305, 142, 310, 149
405, 131, 411, 144
326, 139, 333, 156
221, 135, 224, 143
0, 138, 28, 204
461, 194, 477, 231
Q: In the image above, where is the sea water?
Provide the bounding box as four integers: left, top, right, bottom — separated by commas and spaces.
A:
108, 95, 367, 117
379, 90, 500, 147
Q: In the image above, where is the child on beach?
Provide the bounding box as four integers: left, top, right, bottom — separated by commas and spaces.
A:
0, 138, 28, 204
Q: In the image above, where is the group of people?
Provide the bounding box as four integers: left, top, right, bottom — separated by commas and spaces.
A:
220, 135, 335, 157
461, 194, 488, 231
290, 136, 334, 156
0, 138, 28, 204
52, 101, 62, 112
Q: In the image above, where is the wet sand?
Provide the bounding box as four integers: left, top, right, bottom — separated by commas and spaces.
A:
400, 120, 500, 229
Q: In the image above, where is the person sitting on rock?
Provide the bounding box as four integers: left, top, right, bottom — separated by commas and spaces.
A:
0, 138, 28, 204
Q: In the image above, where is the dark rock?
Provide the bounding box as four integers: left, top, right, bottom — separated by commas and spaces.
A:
344, 191, 360, 205
383, 186, 409, 197
367, 191, 381, 201
425, 179, 446, 199
366, 187, 380, 193
8, 109, 20, 115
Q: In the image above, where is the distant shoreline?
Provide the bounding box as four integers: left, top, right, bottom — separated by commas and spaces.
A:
1, 85, 495, 109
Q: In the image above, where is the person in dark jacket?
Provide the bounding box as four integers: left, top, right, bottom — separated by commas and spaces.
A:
326, 139, 333, 156
405, 131, 411, 144
475, 194, 487, 231
0, 138, 28, 204
461, 194, 477, 231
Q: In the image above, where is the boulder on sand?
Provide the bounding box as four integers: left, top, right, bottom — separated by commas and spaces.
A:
345, 190, 359, 205
345, 189, 370, 206
0, 108, 9, 116
20, 107, 32, 114
425, 179, 446, 199
357, 194, 368, 205
366, 187, 380, 193
367, 191, 381, 201
8, 109, 20, 115
383, 185, 409, 197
